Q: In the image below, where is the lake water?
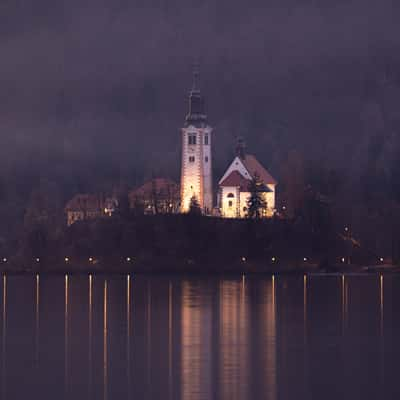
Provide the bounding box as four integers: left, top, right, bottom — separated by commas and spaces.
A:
0, 273, 399, 399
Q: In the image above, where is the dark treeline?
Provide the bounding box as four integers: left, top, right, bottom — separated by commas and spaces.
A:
6, 149, 400, 270
12, 212, 344, 271
3, 127, 400, 265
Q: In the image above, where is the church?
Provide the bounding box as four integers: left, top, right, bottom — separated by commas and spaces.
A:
64, 67, 277, 226
180, 68, 277, 218
217, 139, 277, 218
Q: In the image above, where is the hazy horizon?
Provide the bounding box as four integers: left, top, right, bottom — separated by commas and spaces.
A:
0, 0, 399, 185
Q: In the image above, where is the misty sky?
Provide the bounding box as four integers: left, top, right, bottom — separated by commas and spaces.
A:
1, 0, 400, 186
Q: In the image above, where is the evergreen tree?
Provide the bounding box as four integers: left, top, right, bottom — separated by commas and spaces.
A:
246, 173, 267, 219
188, 195, 202, 215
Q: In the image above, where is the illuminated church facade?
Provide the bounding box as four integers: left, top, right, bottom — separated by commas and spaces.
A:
218, 139, 277, 218
180, 68, 277, 218
180, 68, 213, 213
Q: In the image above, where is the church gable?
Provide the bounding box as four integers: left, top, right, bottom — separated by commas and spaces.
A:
218, 156, 252, 184
218, 141, 277, 218
218, 154, 277, 187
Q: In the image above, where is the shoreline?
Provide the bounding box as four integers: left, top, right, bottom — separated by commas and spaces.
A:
0, 260, 398, 275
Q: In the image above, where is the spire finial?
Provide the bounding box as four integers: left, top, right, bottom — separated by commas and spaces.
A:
236, 137, 246, 159
192, 62, 200, 91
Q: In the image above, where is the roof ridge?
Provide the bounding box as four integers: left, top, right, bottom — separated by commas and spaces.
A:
241, 154, 277, 185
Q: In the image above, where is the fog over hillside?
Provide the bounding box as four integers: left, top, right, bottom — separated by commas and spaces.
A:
1, 0, 400, 250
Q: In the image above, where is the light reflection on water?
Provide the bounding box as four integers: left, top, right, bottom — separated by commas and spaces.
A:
2, 275, 6, 400
88, 274, 93, 400
0, 273, 399, 400
64, 274, 69, 398
181, 280, 213, 400
126, 275, 131, 399
103, 280, 108, 400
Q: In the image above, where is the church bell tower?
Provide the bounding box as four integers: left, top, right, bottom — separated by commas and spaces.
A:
180, 66, 213, 213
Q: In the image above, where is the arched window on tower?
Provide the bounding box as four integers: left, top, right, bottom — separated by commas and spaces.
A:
227, 193, 235, 198
188, 134, 196, 145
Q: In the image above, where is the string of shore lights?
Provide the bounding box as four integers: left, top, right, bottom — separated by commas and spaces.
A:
0, 255, 386, 264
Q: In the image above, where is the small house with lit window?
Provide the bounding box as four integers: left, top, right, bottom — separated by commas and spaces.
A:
65, 194, 117, 226
218, 140, 277, 218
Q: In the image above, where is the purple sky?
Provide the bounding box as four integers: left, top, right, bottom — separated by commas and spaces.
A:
0, 0, 399, 184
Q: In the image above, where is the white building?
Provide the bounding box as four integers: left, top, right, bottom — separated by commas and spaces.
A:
218, 140, 277, 218
180, 67, 213, 214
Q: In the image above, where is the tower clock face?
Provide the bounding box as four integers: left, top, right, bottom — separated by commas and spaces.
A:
188, 147, 194, 153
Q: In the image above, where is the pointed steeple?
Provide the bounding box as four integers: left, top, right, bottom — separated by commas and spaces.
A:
185, 63, 207, 126
236, 137, 246, 160
191, 63, 200, 92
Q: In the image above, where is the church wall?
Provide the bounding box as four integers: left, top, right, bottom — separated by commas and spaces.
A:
239, 192, 250, 218
265, 185, 276, 213
181, 124, 214, 213
238, 190, 276, 218
202, 127, 213, 213
220, 186, 239, 218
181, 127, 204, 212
220, 188, 277, 219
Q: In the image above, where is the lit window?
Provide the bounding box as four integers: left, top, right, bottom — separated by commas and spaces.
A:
205, 156, 208, 162
189, 156, 195, 163
227, 193, 234, 198
204, 135, 209, 145
188, 135, 196, 145
228, 201, 233, 207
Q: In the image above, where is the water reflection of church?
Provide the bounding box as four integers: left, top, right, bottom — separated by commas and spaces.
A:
180, 277, 277, 400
